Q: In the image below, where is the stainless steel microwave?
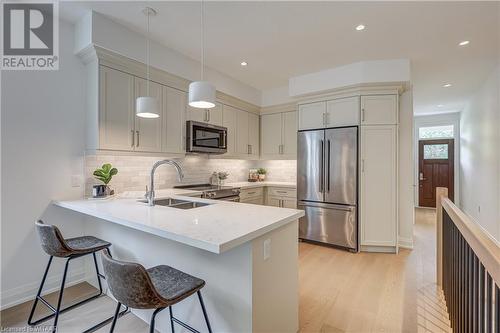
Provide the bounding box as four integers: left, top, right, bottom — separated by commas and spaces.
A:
186, 121, 227, 154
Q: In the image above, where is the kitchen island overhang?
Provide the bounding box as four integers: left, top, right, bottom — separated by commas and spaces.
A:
53, 195, 304, 332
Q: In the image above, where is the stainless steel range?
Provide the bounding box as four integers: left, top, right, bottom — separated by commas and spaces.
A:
174, 184, 240, 202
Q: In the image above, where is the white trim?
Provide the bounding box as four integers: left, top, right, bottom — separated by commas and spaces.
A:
414, 113, 461, 207
0, 267, 86, 311
398, 236, 414, 249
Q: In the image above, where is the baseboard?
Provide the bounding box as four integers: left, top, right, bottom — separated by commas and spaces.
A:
0, 267, 86, 311
360, 245, 397, 253
398, 236, 414, 249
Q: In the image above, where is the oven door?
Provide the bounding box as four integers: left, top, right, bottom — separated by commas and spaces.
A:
187, 121, 227, 154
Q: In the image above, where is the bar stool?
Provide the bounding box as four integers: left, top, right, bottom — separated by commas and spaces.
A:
101, 249, 213, 333
28, 220, 127, 332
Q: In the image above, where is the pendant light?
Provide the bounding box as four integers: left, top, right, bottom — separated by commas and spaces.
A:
188, 0, 216, 109
136, 7, 160, 118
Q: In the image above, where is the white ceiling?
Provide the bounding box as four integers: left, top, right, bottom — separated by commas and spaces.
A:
60, 1, 499, 114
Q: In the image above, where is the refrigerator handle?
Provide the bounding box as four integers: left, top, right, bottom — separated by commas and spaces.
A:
319, 140, 324, 193
327, 139, 331, 192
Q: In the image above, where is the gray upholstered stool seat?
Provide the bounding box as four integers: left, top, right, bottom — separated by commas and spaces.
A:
102, 250, 212, 333
65, 236, 111, 256
28, 220, 125, 333
147, 265, 205, 303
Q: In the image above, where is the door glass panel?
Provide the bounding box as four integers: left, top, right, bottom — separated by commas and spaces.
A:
419, 125, 454, 139
424, 144, 448, 159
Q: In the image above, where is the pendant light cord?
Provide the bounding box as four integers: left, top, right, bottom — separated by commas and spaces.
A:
146, 9, 151, 97
200, 0, 204, 81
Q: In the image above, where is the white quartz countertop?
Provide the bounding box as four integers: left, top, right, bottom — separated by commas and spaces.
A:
226, 181, 297, 189
53, 193, 304, 254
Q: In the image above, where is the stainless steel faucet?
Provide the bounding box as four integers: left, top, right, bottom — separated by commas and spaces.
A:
146, 159, 184, 206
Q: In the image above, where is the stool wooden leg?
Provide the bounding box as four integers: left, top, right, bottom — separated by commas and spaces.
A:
150, 307, 165, 333
109, 302, 122, 333
27, 256, 53, 325
197, 291, 212, 333
169, 306, 175, 333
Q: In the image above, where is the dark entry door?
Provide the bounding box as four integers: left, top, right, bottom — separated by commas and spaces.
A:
419, 139, 454, 207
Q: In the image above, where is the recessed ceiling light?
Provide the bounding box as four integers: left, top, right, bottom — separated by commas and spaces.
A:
240, 61, 248, 66
443, 83, 452, 88
459, 40, 470, 46
355, 24, 365, 31
437, 104, 444, 108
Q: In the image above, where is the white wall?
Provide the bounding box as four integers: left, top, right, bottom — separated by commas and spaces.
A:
76, 11, 261, 106
460, 66, 500, 241
1, 21, 88, 309
289, 59, 411, 97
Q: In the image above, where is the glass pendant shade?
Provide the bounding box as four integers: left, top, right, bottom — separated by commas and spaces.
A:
188, 81, 216, 108
136, 96, 159, 118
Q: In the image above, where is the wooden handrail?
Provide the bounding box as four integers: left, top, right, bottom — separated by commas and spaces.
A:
436, 187, 500, 285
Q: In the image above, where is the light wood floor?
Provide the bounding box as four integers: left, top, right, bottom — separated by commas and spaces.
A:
1, 208, 451, 333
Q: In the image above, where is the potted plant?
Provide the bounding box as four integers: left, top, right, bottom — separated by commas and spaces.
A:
92, 163, 118, 197
256, 168, 267, 181
217, 171, 229, 186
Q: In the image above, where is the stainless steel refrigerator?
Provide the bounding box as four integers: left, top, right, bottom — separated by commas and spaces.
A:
297, 126, 358, 251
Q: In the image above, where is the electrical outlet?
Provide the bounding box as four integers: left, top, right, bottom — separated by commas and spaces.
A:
71, 175, 82, 187
263, 238, 271, 260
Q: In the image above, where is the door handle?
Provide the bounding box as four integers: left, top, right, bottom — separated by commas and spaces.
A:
131, 130, 135, 147
327, 139, 331, 192
136, 130, 140, 147
319, 140, 324, 193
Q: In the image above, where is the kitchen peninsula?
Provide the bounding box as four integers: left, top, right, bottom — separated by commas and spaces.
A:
54, 191, 304, 332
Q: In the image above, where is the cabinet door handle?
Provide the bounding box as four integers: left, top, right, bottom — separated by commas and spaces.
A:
136, 130, 140, 147
131, 130, 135, 147
322, 113, 326, 126
204, 110, 208, 122
208, 110, 211, 122
325, 112, 329, 125
249, 144, 252, 154
361, 108, 365, 122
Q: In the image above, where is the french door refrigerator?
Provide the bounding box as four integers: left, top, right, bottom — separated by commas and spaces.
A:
297, 126, 358, 251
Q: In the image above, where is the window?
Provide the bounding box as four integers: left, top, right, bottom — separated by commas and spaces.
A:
419, 125, 454, 139
424, 144, 449, 159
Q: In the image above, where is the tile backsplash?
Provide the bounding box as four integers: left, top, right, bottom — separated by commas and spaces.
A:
85, 154, 296, 196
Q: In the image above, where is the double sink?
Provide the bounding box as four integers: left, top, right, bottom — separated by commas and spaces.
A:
138, 198, 211, 210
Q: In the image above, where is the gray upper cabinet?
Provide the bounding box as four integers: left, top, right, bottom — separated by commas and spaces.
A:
360, 95, 398, 125
99, 66, 135, 151
261, 111, 297, 159
162, 87, 186, 154
134, 77, 162, 153
298, 101, 326, 130
187, 103, 223, 127
222, 105, 238, 156
248, 112, 260, 158
92, 62, 259, 157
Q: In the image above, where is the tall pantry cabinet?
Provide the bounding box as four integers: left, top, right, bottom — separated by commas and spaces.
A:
359, 95, 398, 252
